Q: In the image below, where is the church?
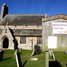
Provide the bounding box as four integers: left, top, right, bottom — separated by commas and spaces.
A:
0, 3, 45, 50
0, 3, 67, 50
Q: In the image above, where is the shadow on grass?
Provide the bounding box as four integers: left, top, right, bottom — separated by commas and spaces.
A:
17, 52, 23, 67
49, 60, 62, 67
0, 51, 4, 62
2, 57, 12, 61
0, 51, 12, 62
22, 60, 28, 67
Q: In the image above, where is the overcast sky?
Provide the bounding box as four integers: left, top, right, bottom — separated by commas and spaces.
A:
0, 0, 67, 16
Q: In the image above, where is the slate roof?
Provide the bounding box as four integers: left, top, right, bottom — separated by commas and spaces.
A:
13, 29, 42, 36
0, 29, 42, 36
1, 14, 45, 25
0, 14, 44, 36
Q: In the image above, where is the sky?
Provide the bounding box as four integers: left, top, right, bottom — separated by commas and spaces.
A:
0, 0, 67, 16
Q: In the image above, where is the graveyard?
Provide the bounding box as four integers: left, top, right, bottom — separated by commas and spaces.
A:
0, 3, 67, 67
0, 50, 67, 67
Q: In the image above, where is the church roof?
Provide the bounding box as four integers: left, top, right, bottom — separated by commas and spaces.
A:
1, 14, 45, 25
42, 14, 67, 22
0, 29, 42, 36
13, 29, 42, 36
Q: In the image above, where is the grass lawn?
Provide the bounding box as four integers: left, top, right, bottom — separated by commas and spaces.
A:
0, 50, 67, 67
20, 50, 45, 67
0, 50, 16, 67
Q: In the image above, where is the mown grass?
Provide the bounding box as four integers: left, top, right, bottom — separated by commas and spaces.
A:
0, 50, 16, 67
54, 52, 67, 67
20, 50, 45, 67
0, 50, 67, 67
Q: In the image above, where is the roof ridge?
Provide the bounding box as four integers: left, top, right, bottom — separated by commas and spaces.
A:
6, 14, 45, 16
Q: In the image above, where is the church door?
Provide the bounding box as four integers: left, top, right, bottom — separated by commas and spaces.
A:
3, 37, 9, 48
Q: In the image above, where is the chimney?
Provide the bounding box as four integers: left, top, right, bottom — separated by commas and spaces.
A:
1, 3, 8, 19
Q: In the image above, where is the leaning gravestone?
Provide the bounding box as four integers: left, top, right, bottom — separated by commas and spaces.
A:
31, 44, 41, 56
30, 44, 38, 61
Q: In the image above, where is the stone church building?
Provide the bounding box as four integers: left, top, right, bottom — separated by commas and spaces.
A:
0, 3, 67, 50
0, 3, 45, 50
